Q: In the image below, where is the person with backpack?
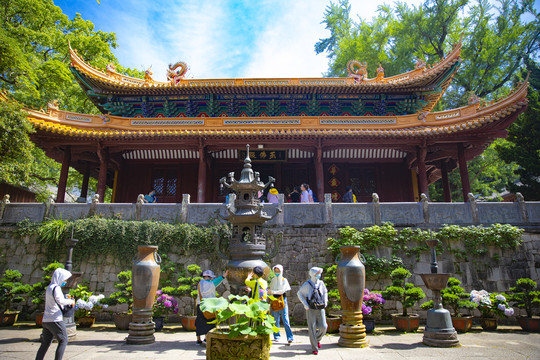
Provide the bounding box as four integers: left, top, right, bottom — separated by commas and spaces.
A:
35, 268, 75, 360
297, 267, 328, 355
268, 264, 294, 344
245, 266, 268, 301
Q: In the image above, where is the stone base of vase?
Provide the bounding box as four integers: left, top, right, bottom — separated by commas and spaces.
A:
338, 324, 369, 348
126, 309, 155, 345
423, 308, 459, 348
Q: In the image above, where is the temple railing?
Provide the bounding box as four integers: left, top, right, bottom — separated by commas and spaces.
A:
1, 193, 538, 228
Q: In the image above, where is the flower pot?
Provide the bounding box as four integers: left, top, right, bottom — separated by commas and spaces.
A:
326, 315, 342, 334
181, 315, 197, 331
0, 312, 19, 327
153, 316, 164, 331
78, 315, 95, 328
35, 312, 44, 327
451, 316, 473, 333
479, 317, 498, 331
206, 330, 271, 360
392, 314, 420, 332
363, 319, 375, 333
518, 317, 540, 333
113, 313, 132, 330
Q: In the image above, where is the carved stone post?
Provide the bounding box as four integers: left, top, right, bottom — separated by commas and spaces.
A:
372, 193, 381, 225
324, 193, 333, 224
180, 194, 190, 223
0, 194, 10, 220
468, 193, 479, 224
516, 193, 528, 223
417, 144, 429, 199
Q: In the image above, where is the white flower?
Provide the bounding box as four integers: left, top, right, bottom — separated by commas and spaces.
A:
504, 308, 514, 317
88, 295, 99, 304
498, 304, 506, 311
495, 294, 506, 302
480, 297, 492, 306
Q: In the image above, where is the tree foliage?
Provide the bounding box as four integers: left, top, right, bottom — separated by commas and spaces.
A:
316, 0, 539, 105
0, 0, 142, 200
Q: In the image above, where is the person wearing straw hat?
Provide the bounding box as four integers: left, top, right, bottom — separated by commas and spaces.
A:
195, 269, 228, 345
266, 187, 279, 204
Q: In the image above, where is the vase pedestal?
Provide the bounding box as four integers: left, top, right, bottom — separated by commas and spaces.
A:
337, 312, 369, 348
423, 308, 459, 347
126, 309, 156, 344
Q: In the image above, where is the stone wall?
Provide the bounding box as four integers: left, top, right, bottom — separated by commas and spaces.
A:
1, 224, 539, 323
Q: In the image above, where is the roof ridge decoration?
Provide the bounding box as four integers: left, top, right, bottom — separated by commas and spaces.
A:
68, 40, 462, 89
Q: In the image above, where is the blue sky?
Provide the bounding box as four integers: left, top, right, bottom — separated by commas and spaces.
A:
54, 0, 536, 81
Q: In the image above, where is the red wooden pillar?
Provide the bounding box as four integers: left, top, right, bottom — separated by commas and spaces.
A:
80, 162, 90, 200
197, 142, 206, 203
417, 145, 429, 198
315, 142, 324, 202
56, 146, 71, 203
96, 145, 109, 202
441, 160, 452, 202
458, 143, 471, 202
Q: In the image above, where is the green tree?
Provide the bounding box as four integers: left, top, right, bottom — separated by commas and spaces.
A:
0, 0, 141, 201
316, 0, 539, 105
495, 58, 540, 200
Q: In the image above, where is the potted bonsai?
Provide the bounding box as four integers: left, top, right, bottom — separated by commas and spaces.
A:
200, 294, 278, 360
101, 271, 133, 330
176, 264, 202, 331
0, 269, 31, 326
70, 285, 108, 328
420, 277, 476, 332
382, 267, 425, 331
508, 278, 540, 332
362, 289, 385, 333
28, 262, 64, 327
322, 264, 342, 333
470, 289, 514, 330
153, 290, 179, 331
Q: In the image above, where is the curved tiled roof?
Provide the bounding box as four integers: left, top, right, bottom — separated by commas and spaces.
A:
69, 42, 462, 114
25, 78, 528, 141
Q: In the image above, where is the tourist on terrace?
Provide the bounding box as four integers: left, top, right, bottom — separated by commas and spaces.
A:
267, 187, 279, 204
245, 266, 268, 301
143, 189, 158, 203
343, 186, 356, 203
35, 268, 75, 360
289, 186, 301, 202
195, 269, 229, 345
268, 264, 294, 345
300, 184, 314, 203
297, 267, 328, 355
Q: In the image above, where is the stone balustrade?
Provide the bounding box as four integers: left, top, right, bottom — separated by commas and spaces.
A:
1, 193, 538, 228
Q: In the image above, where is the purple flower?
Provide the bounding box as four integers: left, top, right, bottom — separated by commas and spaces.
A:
163, 300, 172, 308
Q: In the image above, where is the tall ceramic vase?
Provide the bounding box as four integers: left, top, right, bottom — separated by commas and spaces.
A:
126, 245, 161, 345
336, 246, 369, 348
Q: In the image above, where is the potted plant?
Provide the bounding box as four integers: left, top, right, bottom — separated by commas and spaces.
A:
508, 278, 540, 332
200, 294, 278, 360
153, 290, 179, 331
70, 285, 108, 328
362, 289, 385, 333
420, 277, 476, 332
28, 262, 64, 327
101, 271, 133, 330
322, 264, 342, 333
0, 269, 31, 326
382, 267, 425, 332
470, 290, 514, 330
176, 264, 202, 331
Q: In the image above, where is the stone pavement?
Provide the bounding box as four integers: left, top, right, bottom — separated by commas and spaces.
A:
1, 322, 539, 360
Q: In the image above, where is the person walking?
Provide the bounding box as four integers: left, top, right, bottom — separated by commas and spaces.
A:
268, 264, 294, 344
300, 184, 313, 203
289, 186, 301, 203
343, 186, 355, 203
35, 268, 75, 360
297, 267, 328, 355
195, 269, 228, 345
245, 266, 268, 301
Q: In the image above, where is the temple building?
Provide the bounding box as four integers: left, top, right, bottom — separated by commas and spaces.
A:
20, 41, 528, 203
